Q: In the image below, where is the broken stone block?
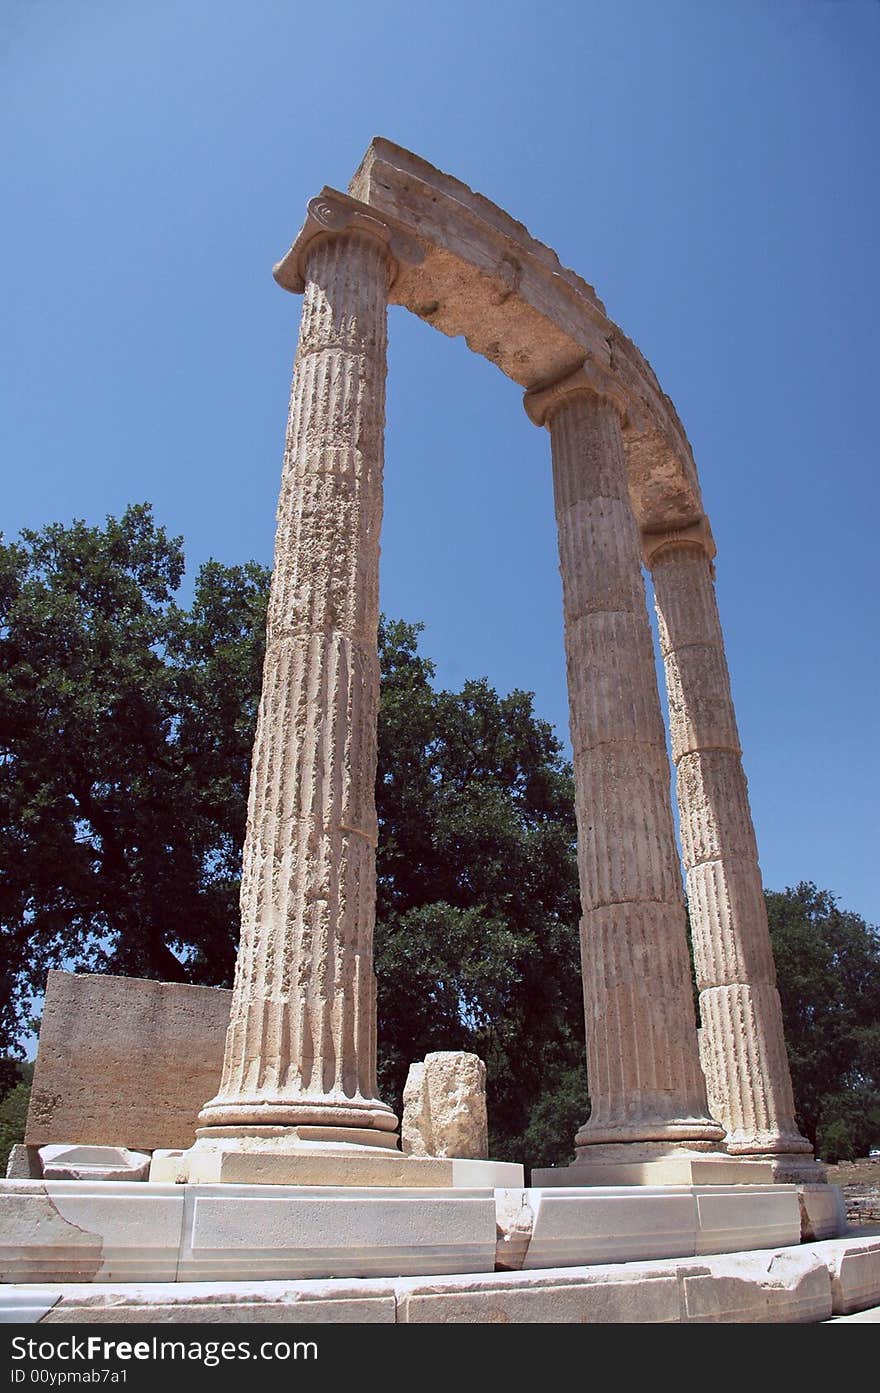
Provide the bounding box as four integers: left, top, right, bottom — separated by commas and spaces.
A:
401, 1052, 488, 1159
5, 1144, 42, 1179
38, 1144, 151, 1181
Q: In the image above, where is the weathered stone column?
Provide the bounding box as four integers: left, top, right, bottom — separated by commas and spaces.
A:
645, 525, 814, 1173
193, 223, 398, 1163
525, 374, 725, 1171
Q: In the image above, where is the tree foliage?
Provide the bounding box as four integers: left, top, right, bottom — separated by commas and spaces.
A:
0, 505, 268, 1046
0, 1080, 30, 1175
2, 508, 878, 1170
767, 882, 880, 1160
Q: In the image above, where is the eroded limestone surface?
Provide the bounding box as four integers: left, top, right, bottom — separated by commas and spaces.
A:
401, 1053, 489, 1160
25, 971, 230, 1152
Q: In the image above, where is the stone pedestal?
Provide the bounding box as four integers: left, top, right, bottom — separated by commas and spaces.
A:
532, 1152, 775, 1188
524, 375, 725, 1167
645, 527, 813, 1170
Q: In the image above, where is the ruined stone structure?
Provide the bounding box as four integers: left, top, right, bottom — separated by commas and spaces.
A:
8, 142, 869, 1322
185, 139, 815, 1186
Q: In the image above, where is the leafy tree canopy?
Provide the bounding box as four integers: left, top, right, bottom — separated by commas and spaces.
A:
767, 882, 880, 1160
0, 504, 268, 1044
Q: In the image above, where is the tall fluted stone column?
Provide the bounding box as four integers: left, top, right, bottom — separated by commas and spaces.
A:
191, 225, 399, 1171
525, 375, 725, 1175
645, 525, 815, 1175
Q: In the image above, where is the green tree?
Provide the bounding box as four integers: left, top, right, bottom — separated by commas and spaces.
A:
0, 505, 269, 1052
0, 1061, 33, 1173
767, 882, 880, 1159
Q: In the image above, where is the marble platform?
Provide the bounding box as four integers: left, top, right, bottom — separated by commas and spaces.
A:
2, 1233, 878, 1324
0, 1179, 845, 1285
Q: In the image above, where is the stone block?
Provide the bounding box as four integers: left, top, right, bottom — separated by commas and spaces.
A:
40, 1280, 397, 1324
177, 1186, 498, 1282
401, 1052, 488, 1159
0, 1288, 61, 1324
505, 1185, 799, 1269
693, 1187, 800, 1254
5, 1144, 42, 1179
532, 1155, 774, 1187
396, 1266, 682, 1323
523, 1188, 697, 1267
39, 1145, 151, 1182
0, 1181, 495, 1287
814, 1235, 880, 1316
680, 1248, 832, 1323
26, 970, 230, 1152
180, 1145, 521, 1188
0, 1180, 185, 1283
798, 1184, 846, 1241
148, 1150, 188, 1184
494, 1185, 804, 1270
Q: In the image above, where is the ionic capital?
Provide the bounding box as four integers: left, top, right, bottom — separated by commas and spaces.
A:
642, 517, 716, 567
523, 363, 628, 429
273, 188, 425, 295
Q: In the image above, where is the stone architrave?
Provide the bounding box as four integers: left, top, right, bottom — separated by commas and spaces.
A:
644, 526, 813, 1172
401, 1053, 489, 1159
189, 211, 402, 1178
524, 375, 725, 1166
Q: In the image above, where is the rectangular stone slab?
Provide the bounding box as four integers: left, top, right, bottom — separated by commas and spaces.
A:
0, 1180, 185, 1284
26, 970, 231, 1151
177, 1186, 498, 1281
0, 1181, 498, 1284
516, 1185, 802, 1269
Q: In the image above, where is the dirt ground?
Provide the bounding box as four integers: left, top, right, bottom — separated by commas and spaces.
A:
826, 1156, 880, 1186
826, 1155, 880, 1225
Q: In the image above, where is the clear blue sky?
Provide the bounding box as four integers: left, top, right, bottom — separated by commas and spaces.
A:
2, 1, 878, 923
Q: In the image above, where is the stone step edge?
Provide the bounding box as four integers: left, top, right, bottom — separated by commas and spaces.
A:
3, 1233, 878, 1325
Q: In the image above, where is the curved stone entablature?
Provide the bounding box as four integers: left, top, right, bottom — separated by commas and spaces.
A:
273, 138, 702, 532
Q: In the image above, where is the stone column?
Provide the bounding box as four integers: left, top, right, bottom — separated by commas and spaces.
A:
194, 224, 398, 1162
525, 375, 724, 1165
645, 525, 814, 1171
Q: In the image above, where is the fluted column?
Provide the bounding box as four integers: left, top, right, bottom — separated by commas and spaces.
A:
525, 376, 724, 1157
645, 526, 812, 1159
197, 225, 397, 1147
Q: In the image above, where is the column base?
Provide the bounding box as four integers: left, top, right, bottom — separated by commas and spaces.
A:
724, 1130, 815, 1157
533, 1144, 774, 1188
153, 1127, 522, 1188
574, 1118, 726, 1150
765, 1156, 827, 1185
197, 1095, 399, 1134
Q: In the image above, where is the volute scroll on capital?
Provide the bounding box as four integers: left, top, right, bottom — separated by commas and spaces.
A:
272, 188, 425, 295
641, 517, 717, 568
523, 362, 634, 431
